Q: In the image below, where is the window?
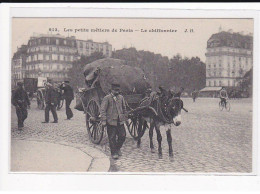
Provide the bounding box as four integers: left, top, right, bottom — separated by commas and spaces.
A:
58, 55, 60, 61
214, 71, 216, 76
228, 80, 230, 86
57, 47, 59, 52
80, 42, 83, 48
64, 40, 67, 45
49, 47, 52, 51
57, 65, 60, 70
46, 38, 50, 44
219, 80, 222, 86
214, 81, 216, 86
56, 39, 59, 45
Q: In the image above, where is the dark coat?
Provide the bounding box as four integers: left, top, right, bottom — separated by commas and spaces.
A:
60, 84, 74, 101
45, 87, 58, 105
12, 87, 30, 107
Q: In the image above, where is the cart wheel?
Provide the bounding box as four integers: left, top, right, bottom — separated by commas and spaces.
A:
85, 99, 104, 144
37, 91, 45, 110
57, 99, 64, 110
225, 101, 231, 112
126, 116, 146, 140
219, 101, 224, 111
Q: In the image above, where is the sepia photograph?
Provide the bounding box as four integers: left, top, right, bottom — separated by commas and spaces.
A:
10, 17, 254, 174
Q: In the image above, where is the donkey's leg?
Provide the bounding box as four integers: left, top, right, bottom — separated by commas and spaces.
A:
149, 121, 155, 153
137, 117, 143, 148
166, 129, 173, 158
155, 123, 162, 159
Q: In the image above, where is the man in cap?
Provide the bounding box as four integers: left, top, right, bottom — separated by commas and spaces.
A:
100, 83, 127, 160
12, 82, 30, 130
59, 80, 74, 120
42, 82, 58, 123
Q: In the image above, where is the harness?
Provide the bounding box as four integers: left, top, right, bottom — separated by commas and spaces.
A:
156, 97, 175, 124
127, 93, 175, 124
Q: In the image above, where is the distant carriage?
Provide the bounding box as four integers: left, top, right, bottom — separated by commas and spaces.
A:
75, 58, 151, 144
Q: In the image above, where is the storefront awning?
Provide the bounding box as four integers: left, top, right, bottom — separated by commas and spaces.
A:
200, 87, 222, 92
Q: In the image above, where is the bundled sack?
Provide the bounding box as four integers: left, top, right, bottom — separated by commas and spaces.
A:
83, 58, 151, 95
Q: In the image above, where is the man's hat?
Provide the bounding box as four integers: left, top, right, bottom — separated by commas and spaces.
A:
17, 82, 23, 86
64, 80, 70, 83
111, 83, 120, 90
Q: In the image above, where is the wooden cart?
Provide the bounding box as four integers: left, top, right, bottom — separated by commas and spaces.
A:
78, 87, 147, 144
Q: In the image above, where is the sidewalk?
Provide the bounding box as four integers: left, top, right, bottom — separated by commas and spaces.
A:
11, 139, 110, 172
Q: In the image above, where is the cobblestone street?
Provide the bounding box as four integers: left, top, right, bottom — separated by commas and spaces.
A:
11, 98, 253, 173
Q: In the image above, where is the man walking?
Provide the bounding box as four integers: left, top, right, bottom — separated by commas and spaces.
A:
42, 82, 58, 123
100, 84, 127, 160
191, 89, 198, 102
59, 81, 74, 120
12, 82, 30, 130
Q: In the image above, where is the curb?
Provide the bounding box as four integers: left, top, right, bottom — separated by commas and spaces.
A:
11, 138, 111, 172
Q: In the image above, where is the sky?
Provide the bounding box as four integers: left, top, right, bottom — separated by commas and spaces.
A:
12, 18, 254, 62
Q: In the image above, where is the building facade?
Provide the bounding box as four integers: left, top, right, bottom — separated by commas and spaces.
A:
76, 39, 112, 57
26, 34, 79, 82
205, 30, 253, 88
11, 45, 28, 87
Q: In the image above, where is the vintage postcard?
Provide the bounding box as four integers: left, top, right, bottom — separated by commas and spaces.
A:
10, 14, 256, 175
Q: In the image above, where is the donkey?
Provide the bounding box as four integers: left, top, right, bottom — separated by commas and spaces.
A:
133, 88, 184, 159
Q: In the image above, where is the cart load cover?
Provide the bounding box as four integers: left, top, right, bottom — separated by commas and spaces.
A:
83, 58, 151, 95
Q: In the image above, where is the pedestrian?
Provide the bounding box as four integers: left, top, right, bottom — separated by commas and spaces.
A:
59, 80, 74, 120
191, 89, 197, 102
42, 82, 58, 123
12, 82, 30, 130
100, 83, 127, 160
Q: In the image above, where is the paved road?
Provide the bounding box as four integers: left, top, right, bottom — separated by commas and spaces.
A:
11, 98, 252, 173
11, 140, 92, 172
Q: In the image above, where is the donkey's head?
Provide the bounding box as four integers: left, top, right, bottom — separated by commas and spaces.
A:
168, 97, 183, 126
159, 88, 183, 126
